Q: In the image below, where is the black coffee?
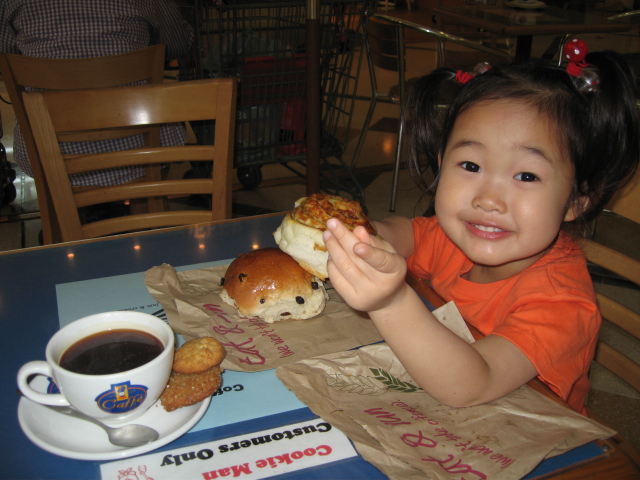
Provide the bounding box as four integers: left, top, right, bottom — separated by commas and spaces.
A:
60, 329, 164, 375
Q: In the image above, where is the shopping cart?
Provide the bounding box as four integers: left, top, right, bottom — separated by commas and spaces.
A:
0, 109, 17, 206
182, 0, 374, 201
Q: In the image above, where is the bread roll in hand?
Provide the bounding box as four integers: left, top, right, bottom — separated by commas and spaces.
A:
274, 194, 376, 280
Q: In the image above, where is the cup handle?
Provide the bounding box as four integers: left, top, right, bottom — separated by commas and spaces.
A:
17, 361, 70, 406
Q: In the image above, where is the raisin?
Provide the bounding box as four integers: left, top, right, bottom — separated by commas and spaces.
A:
260, 298, 265, 304
239, 273, 247, 282
311, 282, 319, 290
220, 277, 225, 286
296, 296, 305, 304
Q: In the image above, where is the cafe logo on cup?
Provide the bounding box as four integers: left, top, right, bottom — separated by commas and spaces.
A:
46, 377, 60, 394
95, 381, 148, 413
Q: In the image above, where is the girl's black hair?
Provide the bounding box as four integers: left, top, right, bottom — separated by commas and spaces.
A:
403, 51, 639, 226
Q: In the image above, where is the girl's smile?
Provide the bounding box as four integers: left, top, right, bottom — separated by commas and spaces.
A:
435, 99, 580, 283
465, 221, 511, 240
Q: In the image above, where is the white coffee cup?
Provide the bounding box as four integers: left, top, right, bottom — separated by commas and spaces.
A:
17, 311, 174, 424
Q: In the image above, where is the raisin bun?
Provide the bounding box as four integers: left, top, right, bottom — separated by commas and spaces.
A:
273, 194, 376, 280
219, 248, 328, 323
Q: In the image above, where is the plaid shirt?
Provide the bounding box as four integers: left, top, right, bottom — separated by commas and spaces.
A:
1, 0, 193, 186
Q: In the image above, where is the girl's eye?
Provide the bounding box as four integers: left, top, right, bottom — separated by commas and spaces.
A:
460, 161, 480, 172
514, 172, 539, 182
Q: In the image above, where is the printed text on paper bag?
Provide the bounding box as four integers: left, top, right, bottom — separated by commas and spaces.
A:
365, 400, 516, 480
204, 304, 294, 365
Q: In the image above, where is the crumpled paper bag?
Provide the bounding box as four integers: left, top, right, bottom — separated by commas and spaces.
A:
275, 303, 615, 480
144, 263, 383, 372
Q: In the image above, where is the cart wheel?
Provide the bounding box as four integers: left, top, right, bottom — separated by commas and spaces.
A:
1, 182, 16, 205
237, 167, 262, 190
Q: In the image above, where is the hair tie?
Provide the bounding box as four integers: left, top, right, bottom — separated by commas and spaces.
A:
455, 62, 492, 85
455, 70, 474, 84
563, 38, 599, 93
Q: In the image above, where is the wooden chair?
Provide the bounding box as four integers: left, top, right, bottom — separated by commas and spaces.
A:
586, 167, 640, 394
582, 167, 640, 466
23, 78, 237, 242
351, 14, 512, 211
0, 45, 166, 244
607, 10, 640, 86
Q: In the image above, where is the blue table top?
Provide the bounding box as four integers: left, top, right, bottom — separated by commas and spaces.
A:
0, 214, 610, 479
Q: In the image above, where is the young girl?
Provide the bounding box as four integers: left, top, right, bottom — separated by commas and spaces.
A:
323, 49, 639, 414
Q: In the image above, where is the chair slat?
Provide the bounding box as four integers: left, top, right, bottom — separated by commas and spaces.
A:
36, 81, 226, 132
64, 146, 215, 174
82, 211, 218, 239
596, 294, 640, 340
73, 179, 215, 207
594, 342, 640, 393
583, 240, 640, 286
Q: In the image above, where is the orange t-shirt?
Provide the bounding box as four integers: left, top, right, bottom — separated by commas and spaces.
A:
407, 216, 600, 414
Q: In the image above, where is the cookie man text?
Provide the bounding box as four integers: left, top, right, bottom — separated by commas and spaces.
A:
202, 445, 333, 479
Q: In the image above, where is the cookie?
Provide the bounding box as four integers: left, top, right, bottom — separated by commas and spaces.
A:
172, 336, 226, 374
160, 365, 222, 412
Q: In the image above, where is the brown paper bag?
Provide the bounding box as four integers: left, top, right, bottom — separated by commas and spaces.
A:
276, 343, 615, 480
144, 263, 383, 372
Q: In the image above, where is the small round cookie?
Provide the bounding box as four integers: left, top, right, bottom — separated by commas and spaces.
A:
172, 337, 226, 374
160, 365, 222, 412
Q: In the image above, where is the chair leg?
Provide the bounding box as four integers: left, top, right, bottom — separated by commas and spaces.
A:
350, 96, 378, 171
389, 117, 404, 212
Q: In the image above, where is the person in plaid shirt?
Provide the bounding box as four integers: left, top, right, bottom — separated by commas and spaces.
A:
1, 0, 194, 187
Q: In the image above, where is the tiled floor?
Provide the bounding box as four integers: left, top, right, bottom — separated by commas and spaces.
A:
1, 5, 639, 453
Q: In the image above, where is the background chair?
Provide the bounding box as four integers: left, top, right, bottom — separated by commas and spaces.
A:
605, 10, 640, 86
351, 14, 512, 212
0, 44, 166, 244
582, 167, 640, 466
23, 78, 237, 242
556, 10, 640, 75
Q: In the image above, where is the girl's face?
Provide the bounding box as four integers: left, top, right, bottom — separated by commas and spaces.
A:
435, 99, 579, 283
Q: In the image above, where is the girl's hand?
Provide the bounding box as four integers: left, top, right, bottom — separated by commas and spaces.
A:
323, 218, 408, 312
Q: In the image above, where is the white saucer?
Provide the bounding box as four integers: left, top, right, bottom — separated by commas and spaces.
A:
18, 376, 210, 461
506, 1, 546, 9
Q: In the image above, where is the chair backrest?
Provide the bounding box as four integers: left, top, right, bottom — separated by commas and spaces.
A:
556, 11, 640, 66
583, 167, 640, 396
23, 78, 237, 242
581, 166, 640, 466
360, 14, 513, 211
608, 9, 640, 21
0, 44, 166, 244
365, 14, 512, 99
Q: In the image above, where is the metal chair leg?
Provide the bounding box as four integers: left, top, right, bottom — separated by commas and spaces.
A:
350, 95, 378, 171
389, 117, 404, 212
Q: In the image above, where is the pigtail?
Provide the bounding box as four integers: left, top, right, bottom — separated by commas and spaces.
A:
579, 51, 639, 222
402, 68, 458, 195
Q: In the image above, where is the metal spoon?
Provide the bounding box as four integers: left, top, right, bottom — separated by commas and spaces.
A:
47, 405, 160, 448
